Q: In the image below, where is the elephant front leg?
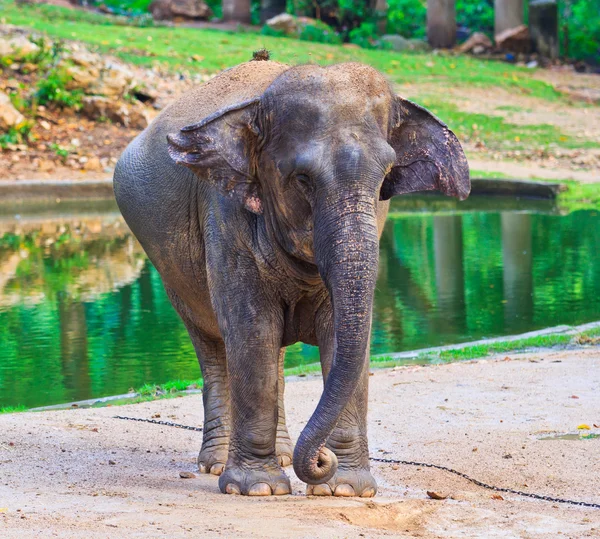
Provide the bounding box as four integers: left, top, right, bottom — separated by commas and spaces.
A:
218, 315, 291, 496
308, 314, 377, 498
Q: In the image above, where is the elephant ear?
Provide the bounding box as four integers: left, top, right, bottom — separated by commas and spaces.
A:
167, 99, 263, 214
381, 96, 470, 201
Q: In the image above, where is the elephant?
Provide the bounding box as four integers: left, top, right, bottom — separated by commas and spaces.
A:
113, 56, 470, 498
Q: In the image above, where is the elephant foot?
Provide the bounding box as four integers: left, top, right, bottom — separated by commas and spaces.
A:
276, 433, 294, 468
306, 468, 377, 498
197, 443, 228, 476
218, 461, 291, 496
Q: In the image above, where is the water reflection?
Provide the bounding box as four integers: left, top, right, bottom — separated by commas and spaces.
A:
1, 198, 599, 408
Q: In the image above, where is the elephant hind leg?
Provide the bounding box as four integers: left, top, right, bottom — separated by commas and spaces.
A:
276, 348, 294, 467
165, 287, 230, 476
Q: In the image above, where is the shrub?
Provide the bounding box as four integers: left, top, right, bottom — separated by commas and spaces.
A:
35, 69, 83, 109
348, 21, 380, 48
0, 122, 33, 149
299, 20, 342, 44
386, 0, 426, 39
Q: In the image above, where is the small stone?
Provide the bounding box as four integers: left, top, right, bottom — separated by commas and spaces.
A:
84, 156, 102, 171
179, 471, 196, 479
108, 460, 116, 465
0, 91, 25, 130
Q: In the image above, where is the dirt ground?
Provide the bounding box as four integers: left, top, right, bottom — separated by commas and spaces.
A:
1, 347, 599, 538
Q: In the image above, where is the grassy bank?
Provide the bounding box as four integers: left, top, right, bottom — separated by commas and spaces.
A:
3, 0, 598, 154
0, 0, 560, 98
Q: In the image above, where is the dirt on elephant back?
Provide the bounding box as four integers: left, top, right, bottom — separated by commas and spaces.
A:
1, 347, 599, 538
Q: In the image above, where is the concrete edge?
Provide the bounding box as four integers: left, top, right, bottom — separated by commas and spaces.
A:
470, 178, 566, 199
0, 178, 568, 201
0, 179, 114, 200
375, 320, 600, 361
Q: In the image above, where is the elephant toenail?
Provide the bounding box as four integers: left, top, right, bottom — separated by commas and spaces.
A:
273, 482, 291, 495
361, 488, 376, 498
198, 464, 207, 474
279, 455, 292, 467
248, 483, 272, 496
310, 484, 333, 496
225, 483, 241, 495
334, 484, 356, 497
210, 463, 225, 476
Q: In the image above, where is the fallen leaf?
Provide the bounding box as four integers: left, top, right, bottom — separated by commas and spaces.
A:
570, 395, 579, 399
577, 424, 591, 430
427, 491, 447, 500
492, 494, 504, 500
594, 424, 599, 429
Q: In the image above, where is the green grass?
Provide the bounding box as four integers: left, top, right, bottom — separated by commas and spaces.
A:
0, 405, 27, 414
0, 0, 563, 99
135, 378, 202, 396
420, 99, 598, 152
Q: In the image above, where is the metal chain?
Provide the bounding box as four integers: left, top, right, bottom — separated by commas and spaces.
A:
370, 457, 600, 509
113, 415, 600, 509
113, 415, 204, 431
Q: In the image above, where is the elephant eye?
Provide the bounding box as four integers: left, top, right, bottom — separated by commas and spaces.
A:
296, 173, 311, 187
293, 173, 314, 198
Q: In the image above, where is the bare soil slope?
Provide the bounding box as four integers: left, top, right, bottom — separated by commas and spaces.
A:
1, 348, 599, 538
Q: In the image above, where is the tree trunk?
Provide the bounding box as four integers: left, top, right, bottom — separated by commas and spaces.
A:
427, 0, 456, 49
222, 0, 251, 24
372, 0, 388, 33
494, 0, 524, 37
261, 0, 286, 23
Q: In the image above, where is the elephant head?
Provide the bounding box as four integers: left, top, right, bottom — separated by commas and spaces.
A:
167, 63, 470, 485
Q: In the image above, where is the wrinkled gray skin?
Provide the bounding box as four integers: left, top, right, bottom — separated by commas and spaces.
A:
114, 60, 470, 497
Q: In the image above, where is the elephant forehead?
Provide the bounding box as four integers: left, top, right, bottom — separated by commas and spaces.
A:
264, 63, 392, 114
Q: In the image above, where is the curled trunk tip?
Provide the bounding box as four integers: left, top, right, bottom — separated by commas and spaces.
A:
293, 445, 338, 485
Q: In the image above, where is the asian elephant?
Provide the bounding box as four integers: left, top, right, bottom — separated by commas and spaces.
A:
114, 56, 470, 498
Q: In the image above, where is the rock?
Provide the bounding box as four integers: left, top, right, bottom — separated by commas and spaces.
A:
0, 91, 25, 130
171, 0, 211, 18
82, 96, 152, 129
69, 50, 102, 69
179, 471, 196, 479
66, 60, 134, 98
0, 35, 40, 60
382, 35, 431, 52
265, 13, 297, 35
83, 156, 102, 172
458, 32, 493, 54
381, 34, 410, 52
408, 38, 432, 52
495, 25, 531, 54
149, 0, 211, 21
93, 62, 134, 97
65, 65, 100, 92
38, 159, 55, 172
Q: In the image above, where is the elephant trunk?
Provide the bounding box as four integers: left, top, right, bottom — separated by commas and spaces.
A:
293, 189, 380, 485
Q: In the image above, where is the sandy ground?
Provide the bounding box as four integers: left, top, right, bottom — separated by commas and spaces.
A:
1, 348, 599, 538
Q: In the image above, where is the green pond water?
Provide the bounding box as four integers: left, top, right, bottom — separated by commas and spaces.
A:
1, 196, 599, 409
